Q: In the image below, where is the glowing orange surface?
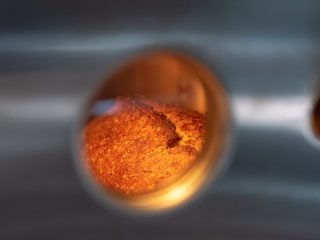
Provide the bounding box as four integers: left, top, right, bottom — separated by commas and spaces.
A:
83, 97, 205, 195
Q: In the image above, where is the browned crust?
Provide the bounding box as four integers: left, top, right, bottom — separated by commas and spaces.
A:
83, 96, 205, 195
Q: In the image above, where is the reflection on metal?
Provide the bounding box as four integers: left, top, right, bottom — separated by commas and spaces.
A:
0, 98, 76, 121
234, 96, 309, 130
1, 0, 320, 238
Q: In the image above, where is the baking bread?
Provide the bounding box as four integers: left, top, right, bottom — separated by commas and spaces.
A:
83, 97, 205, 195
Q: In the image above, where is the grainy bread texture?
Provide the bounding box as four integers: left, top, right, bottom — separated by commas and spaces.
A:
83, 97, 205, 195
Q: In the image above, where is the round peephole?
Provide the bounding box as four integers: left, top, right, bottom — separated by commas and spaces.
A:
75, 51, 230, 214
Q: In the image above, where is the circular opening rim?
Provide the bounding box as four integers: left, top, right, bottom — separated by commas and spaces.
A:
72, 49, 233, 215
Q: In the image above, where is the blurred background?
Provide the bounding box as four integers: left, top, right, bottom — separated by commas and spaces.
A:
0, 0, 320, 239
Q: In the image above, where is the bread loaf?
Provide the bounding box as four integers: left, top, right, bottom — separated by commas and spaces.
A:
83, 97, 205, 195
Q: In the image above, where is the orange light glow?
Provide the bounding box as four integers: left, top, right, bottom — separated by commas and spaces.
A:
78, 52, 229, 213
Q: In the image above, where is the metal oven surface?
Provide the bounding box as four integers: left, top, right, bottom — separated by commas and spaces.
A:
0, 0, 320, 239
